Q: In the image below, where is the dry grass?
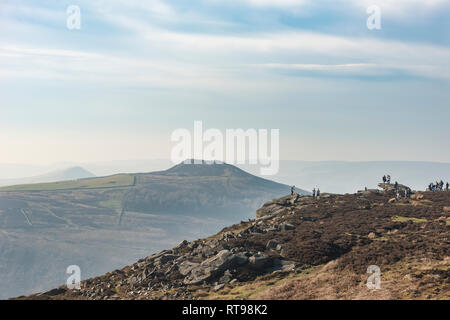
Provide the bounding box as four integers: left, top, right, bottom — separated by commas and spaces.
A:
253, 256, 450, 300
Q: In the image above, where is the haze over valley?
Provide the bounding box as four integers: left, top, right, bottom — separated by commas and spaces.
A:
0, 161, 293, 299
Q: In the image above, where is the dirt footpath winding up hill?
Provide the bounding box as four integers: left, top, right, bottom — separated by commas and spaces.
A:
17, 188, 449, 300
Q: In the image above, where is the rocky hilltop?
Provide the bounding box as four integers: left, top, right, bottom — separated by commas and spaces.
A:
17, 185, 450, 300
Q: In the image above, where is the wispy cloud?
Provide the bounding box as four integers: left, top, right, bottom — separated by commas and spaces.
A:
1, 0, 450, 164
2, 14, 450, 88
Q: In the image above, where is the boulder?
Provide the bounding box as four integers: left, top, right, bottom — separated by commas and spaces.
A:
214, 284, 225, 292
178, 261, 200, 276
411, 194, 424, 200
249, 253, 272, 270
155, 254, 178, 267
378, 183, 411, 193
266, 239, 278, 249
289, 193, 300, 205
175, 240, 189, 250
184, 250, 248, 285
219, 270, 233, 284
281, 223, 295, 231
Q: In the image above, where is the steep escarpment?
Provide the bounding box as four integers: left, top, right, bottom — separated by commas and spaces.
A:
17, 187, 450, 300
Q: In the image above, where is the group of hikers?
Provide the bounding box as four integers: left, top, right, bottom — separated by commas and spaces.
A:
382, 174, 408, 200
428, 180, 449, 192
383, 174, 449, 193
290, 185, 320, 198
312, 188, 321, 198
381, 174, 401, 191
290, 175, 449, 199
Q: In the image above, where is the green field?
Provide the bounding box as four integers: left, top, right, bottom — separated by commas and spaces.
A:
0, 174, 135, 192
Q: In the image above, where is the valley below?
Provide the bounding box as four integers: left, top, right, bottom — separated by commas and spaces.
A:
0, 162, 292, 299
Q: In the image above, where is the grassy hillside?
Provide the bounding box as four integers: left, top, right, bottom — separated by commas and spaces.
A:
0, 174, 135, 191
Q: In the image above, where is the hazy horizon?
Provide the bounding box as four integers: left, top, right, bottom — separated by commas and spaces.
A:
2, 159, 450, 195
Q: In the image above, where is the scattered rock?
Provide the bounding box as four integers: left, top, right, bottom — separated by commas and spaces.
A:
219, 270, 233, 284
214, 284, 225, 292
411, 194, 424, 200
178, 261, 199, 276
281, 223, 295, 231
266, 239, 278, 249
249, 253, 271, 270
155, 254, 178, 267
175, 240, 189, 250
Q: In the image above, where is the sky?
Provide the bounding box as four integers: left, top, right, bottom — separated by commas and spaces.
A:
1, 0, 450, 165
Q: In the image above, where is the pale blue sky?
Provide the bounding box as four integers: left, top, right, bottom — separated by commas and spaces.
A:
1, 0, 450, 164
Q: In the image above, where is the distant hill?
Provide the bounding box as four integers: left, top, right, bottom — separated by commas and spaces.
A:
0, 166, 95, 188
122, 161, 307, 217
0, 161, 299, 299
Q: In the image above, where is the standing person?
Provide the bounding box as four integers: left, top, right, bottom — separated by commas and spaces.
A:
404, 189, 409, 198
387, 175, 391, 184
396, 191, 401, 201
291, 185, 295, 195
446, 182, 449, 191
383, 175, 387, 184
312, 188, 316, 198
394, 181, 398, 191
316, 188, 321, 197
